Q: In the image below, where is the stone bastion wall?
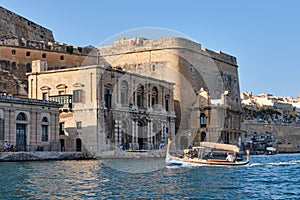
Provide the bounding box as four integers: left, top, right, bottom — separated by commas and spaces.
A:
0, 6, 54, 42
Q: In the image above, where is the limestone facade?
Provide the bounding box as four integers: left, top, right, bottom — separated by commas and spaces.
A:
27, 62, 176, 153
0, 94, 60, 151
99, 37, 242, 149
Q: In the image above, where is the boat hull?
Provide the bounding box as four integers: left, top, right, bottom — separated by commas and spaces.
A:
166, 155, 250, 167
165, 138, 250, 167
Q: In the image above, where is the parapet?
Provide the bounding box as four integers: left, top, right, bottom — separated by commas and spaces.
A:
99, 37, 237, 66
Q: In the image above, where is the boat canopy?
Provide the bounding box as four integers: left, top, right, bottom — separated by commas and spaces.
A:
199, 142, 240, 153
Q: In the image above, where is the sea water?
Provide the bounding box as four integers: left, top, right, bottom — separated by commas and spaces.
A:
0, 153, 299, 199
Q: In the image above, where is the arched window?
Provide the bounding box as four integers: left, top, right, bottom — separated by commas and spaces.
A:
16, 113, 27, 121
16, 112, 27, 151
41, 117, 49, 141
120, 81, 128, 105
200, 113, 206, 128
60, 55, 64, 60
11, 50, 16, 55
136, 85, 144, 108
151, 87, 158, 107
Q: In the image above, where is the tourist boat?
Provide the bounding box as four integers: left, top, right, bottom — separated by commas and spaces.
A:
265, 147, 278, 155
166, 138, 250, 167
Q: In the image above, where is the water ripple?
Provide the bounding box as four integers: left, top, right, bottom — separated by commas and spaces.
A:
0, 154, 299, 199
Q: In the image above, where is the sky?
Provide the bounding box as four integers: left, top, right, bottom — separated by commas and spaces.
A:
1, 1, 300, 98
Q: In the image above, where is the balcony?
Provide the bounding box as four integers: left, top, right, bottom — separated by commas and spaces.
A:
49, 95, 72, 111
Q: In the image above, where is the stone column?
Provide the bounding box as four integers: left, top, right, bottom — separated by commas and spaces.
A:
114, 119, 120, 149
170, 118, 176, 150
135, 121, 138, 149
147, 119, 150, 150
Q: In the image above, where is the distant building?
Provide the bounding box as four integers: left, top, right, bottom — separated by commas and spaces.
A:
0, 94, 61, 151
27, 61, 176, 153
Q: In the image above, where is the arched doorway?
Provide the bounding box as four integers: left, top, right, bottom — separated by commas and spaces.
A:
201, 132, 206, 142
137, 120, 147, 150
180, 136, 188, 149
16, 112, 27, 151
76, 138, 82, 152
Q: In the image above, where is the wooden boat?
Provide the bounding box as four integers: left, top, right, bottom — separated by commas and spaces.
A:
166, 138, 250, 167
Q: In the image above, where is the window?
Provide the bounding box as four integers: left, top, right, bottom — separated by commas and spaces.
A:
26, 52, 31, 56
104, 89, 111, 109
26, 63, 31, 72
200, 113, 206, 128
73, 90, 83, 103
120, 81, 128, 105
42, 53, 46, 58
11, 62, 16, 69
11, 50, 16, 55
0, 118, 4, 140
42, 92, 48, 100
165, 98, 169, 111
59, 122, 65, 135
136, 85, 144, 108
41, 117, 49, 141
16, 113, 27, 121
151, 87, 158, 106
42, 117, 48, 123
60, 55, 64, 60
76, 121, 82, 129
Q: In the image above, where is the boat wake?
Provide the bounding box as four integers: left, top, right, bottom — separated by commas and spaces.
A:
250, 160, 300, 167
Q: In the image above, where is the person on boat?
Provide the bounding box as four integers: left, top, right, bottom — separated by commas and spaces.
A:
4, 141, 10, 150
226, 152, 234, 162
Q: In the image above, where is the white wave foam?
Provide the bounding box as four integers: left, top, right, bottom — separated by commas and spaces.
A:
250, 160, 300, 167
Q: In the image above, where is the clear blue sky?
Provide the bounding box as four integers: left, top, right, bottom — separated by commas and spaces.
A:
1, 1, 299, 97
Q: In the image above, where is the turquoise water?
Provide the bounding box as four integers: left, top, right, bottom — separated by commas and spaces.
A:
0, 154, 299, 199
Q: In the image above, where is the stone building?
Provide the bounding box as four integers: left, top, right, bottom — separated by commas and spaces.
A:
0, 94, 61, 151
27, 61, 176, 154
0, 6, 97, 97
99, 37, 242, 149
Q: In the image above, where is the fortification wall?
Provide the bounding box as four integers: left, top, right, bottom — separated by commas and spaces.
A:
242, 122, 300, 152
0, 6, 54, 42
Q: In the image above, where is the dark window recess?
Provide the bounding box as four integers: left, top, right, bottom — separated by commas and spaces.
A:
11, 50, 16, 55
26, 63, 31, 72
42, 125, 48, 141
60, 55, 64, 60
104, 89, 111, 109
42, 53, 46, 58
26, 52, 31, 56
76, 121, 82, 129
59, 123, 65, 135
11, 62, 16, 68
